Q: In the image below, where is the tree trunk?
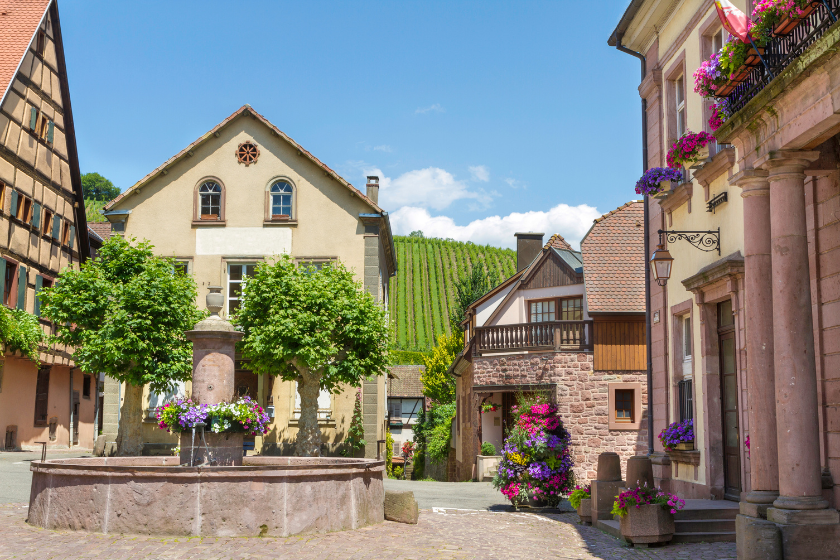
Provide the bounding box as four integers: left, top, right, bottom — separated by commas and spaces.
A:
116, 382, 144, 456
295, 370, 323, 457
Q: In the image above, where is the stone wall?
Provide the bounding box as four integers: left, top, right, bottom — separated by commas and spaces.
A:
468, 352, 648, 484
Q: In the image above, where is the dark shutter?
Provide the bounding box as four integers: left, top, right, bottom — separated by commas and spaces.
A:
0, 258, 6, 306
31, 202, 41, 228
68, 225, 75, 249
9, 190, 18, 218
16, 265, 25, 309
51, 215, 60, 239
46, 121, 54, 143
34, 368, 50, 426
29, 107, 38, 130
34, 274, 43, 316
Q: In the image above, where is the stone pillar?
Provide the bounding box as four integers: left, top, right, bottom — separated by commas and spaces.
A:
732, 169, 779, 514
181, 287, 244, 467
591, 452, 624, 522
760, 152, 828, 513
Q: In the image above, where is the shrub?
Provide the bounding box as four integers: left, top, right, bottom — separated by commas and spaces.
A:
481, 441, 496, 456
392, 466, 404, 479
569, 485, 591, 510
385, 431, 394, 476
414, 402, 455, 464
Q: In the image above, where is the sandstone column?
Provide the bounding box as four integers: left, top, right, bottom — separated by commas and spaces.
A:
732, 169, 779, 512
761, 151, 830, 515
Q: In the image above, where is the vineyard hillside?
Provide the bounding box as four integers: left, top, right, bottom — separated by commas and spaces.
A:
389, 236, 516, 354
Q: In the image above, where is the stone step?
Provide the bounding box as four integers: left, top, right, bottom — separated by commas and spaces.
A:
675, 519, 736, 533
675, 507, 738, 521
672, 531, 737, 543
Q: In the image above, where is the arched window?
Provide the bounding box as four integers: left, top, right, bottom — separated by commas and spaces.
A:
270, 181, 293, 219
198, 181, 222, 220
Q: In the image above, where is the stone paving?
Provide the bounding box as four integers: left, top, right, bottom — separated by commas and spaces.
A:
0, 503, 736, 560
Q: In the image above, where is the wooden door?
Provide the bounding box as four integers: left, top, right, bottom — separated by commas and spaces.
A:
719, 329, 741, 500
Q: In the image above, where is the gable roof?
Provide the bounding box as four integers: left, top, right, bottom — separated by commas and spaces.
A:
388, 365, 425, 398
87, 222, 111, 242
0, 0, 50, 108
580, 201, 645, 314
544, 233, 572, 251
105, 105, 383, 214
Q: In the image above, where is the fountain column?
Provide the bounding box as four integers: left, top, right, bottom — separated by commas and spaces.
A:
180, 286, 244, 466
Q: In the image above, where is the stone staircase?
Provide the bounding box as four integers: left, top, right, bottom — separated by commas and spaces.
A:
595, 499, 738, 544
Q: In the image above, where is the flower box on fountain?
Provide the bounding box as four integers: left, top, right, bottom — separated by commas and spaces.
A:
612, 485, 686, 546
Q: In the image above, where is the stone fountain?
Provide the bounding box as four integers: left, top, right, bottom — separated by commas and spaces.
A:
26, 288, 385, 537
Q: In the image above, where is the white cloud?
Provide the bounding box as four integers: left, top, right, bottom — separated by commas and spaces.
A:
415, 103, 444, 114
469, 165, 490, 182
364, 166, 494, 211
389, 204, 601, 250
504, 177, 526, 189
373, 145, 392, 153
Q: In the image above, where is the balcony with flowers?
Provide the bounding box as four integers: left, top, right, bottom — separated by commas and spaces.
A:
697, 1, 840, 139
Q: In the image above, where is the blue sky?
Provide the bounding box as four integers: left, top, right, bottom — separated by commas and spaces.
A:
61, 1, 641, 249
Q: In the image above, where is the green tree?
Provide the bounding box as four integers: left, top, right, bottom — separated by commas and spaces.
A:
421, 332, 462, 404
449, 260, 500, 328
343, 389, 366, 456
408, 230, 424, 238
0, 307, 44, 365
235, 254, 389, 457
81, 172, 120, 201
39, 236, 203, 455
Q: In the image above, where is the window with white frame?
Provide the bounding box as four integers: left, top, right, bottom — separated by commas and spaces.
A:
227, 263, 256, 316
293, 384, 332, 420
198, 181, 222, 220
682, 314, 693, 378
676, 74, 686, 138
270, 181, 293, 219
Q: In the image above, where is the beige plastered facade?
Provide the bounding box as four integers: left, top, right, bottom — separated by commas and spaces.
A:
0, 2, 94, 451
103, 106, 392, 457
620, 0, 749, 498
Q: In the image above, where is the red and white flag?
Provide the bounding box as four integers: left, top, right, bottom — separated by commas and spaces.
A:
714, 0, 751, 42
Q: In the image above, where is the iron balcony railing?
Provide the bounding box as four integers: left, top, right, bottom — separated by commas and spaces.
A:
473, 320, 594, 355
727, 1, 840, 114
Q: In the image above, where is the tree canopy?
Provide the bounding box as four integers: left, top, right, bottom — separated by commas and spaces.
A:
235, 254, 389, 456
449, 260, 500, 328
0, 307, 44, 365
39, 236, 202, 392
421, 332, 461, 403
81, 172, 120, 201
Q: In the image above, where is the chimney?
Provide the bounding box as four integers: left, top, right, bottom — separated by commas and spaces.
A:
366, 176, 379, 204
514, 232, 545, 272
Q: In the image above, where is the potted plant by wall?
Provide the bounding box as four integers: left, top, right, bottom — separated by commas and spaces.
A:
480, 402, 500, 414
569, 484, 592, 525
666, 132, 715, 169
492, 395, 575, 509
635, 167, 686, 198
612, 485, 686, 545
659, 419, 695, 451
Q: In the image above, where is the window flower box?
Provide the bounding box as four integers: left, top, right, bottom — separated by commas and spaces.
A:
676, 441, 695, 451
772, 2, 820, 37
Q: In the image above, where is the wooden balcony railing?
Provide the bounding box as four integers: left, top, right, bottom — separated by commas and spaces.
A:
473, 320, 594, 355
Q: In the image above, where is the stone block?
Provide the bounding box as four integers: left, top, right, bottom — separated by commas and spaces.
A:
780, 522, 840, 559
618, 504, 674, 544
592, 480, 624, 520
736, 514, 782, 560
767, 507, 839, 525
626, 456, 654, 488
596, 452, 621, 481
384, 490, 419, 524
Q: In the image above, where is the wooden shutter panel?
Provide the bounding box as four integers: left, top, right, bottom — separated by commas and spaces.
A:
34, 274, 43, 317
0, 258, 6, 306
16, 265, 25, 309
68, 225, 75, 249
9, 190, 18, 218
31, 202, 41, 228
29, 107, 38, 130
51, 215, 60, 239
46, 121, 54, 143
34, 368, 50, 426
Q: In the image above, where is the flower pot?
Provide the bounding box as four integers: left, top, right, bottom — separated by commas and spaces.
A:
651, 181, 675, 199
577, 498, 592, 525
773, 3, 820, 37
743, 46, 766, 68
676, 441, 695, 451
619, 504, 675, 545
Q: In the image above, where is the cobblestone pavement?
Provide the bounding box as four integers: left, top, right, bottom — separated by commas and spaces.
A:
0, 503, 736, 560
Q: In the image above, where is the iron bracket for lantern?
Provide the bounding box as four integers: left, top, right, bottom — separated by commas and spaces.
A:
658, 228, 720, 256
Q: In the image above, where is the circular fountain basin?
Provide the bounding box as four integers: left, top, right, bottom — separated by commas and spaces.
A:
27, 456, 385, 537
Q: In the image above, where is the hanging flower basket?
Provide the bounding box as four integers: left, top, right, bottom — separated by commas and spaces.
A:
635, 167, 685, 197
666, 132, 715, 169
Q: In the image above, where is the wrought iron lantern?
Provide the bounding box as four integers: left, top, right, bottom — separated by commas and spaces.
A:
650, 243, 674, 287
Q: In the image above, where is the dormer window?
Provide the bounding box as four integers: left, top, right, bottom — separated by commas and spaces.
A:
270, 181, 293, 219
198, 181, 222, 220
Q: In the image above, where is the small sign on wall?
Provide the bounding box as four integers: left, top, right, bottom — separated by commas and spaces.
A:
653, 311, 660, 324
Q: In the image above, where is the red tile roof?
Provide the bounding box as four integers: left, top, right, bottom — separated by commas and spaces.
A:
544, 233, 572, 251
388, 365, 425, 398
87, 221, 111, 241
0, 0, 50, 106
580, 201, 645, 314
104, 104, 383, 214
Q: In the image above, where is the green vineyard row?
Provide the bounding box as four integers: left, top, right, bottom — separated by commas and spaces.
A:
388, 236, 516, 353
